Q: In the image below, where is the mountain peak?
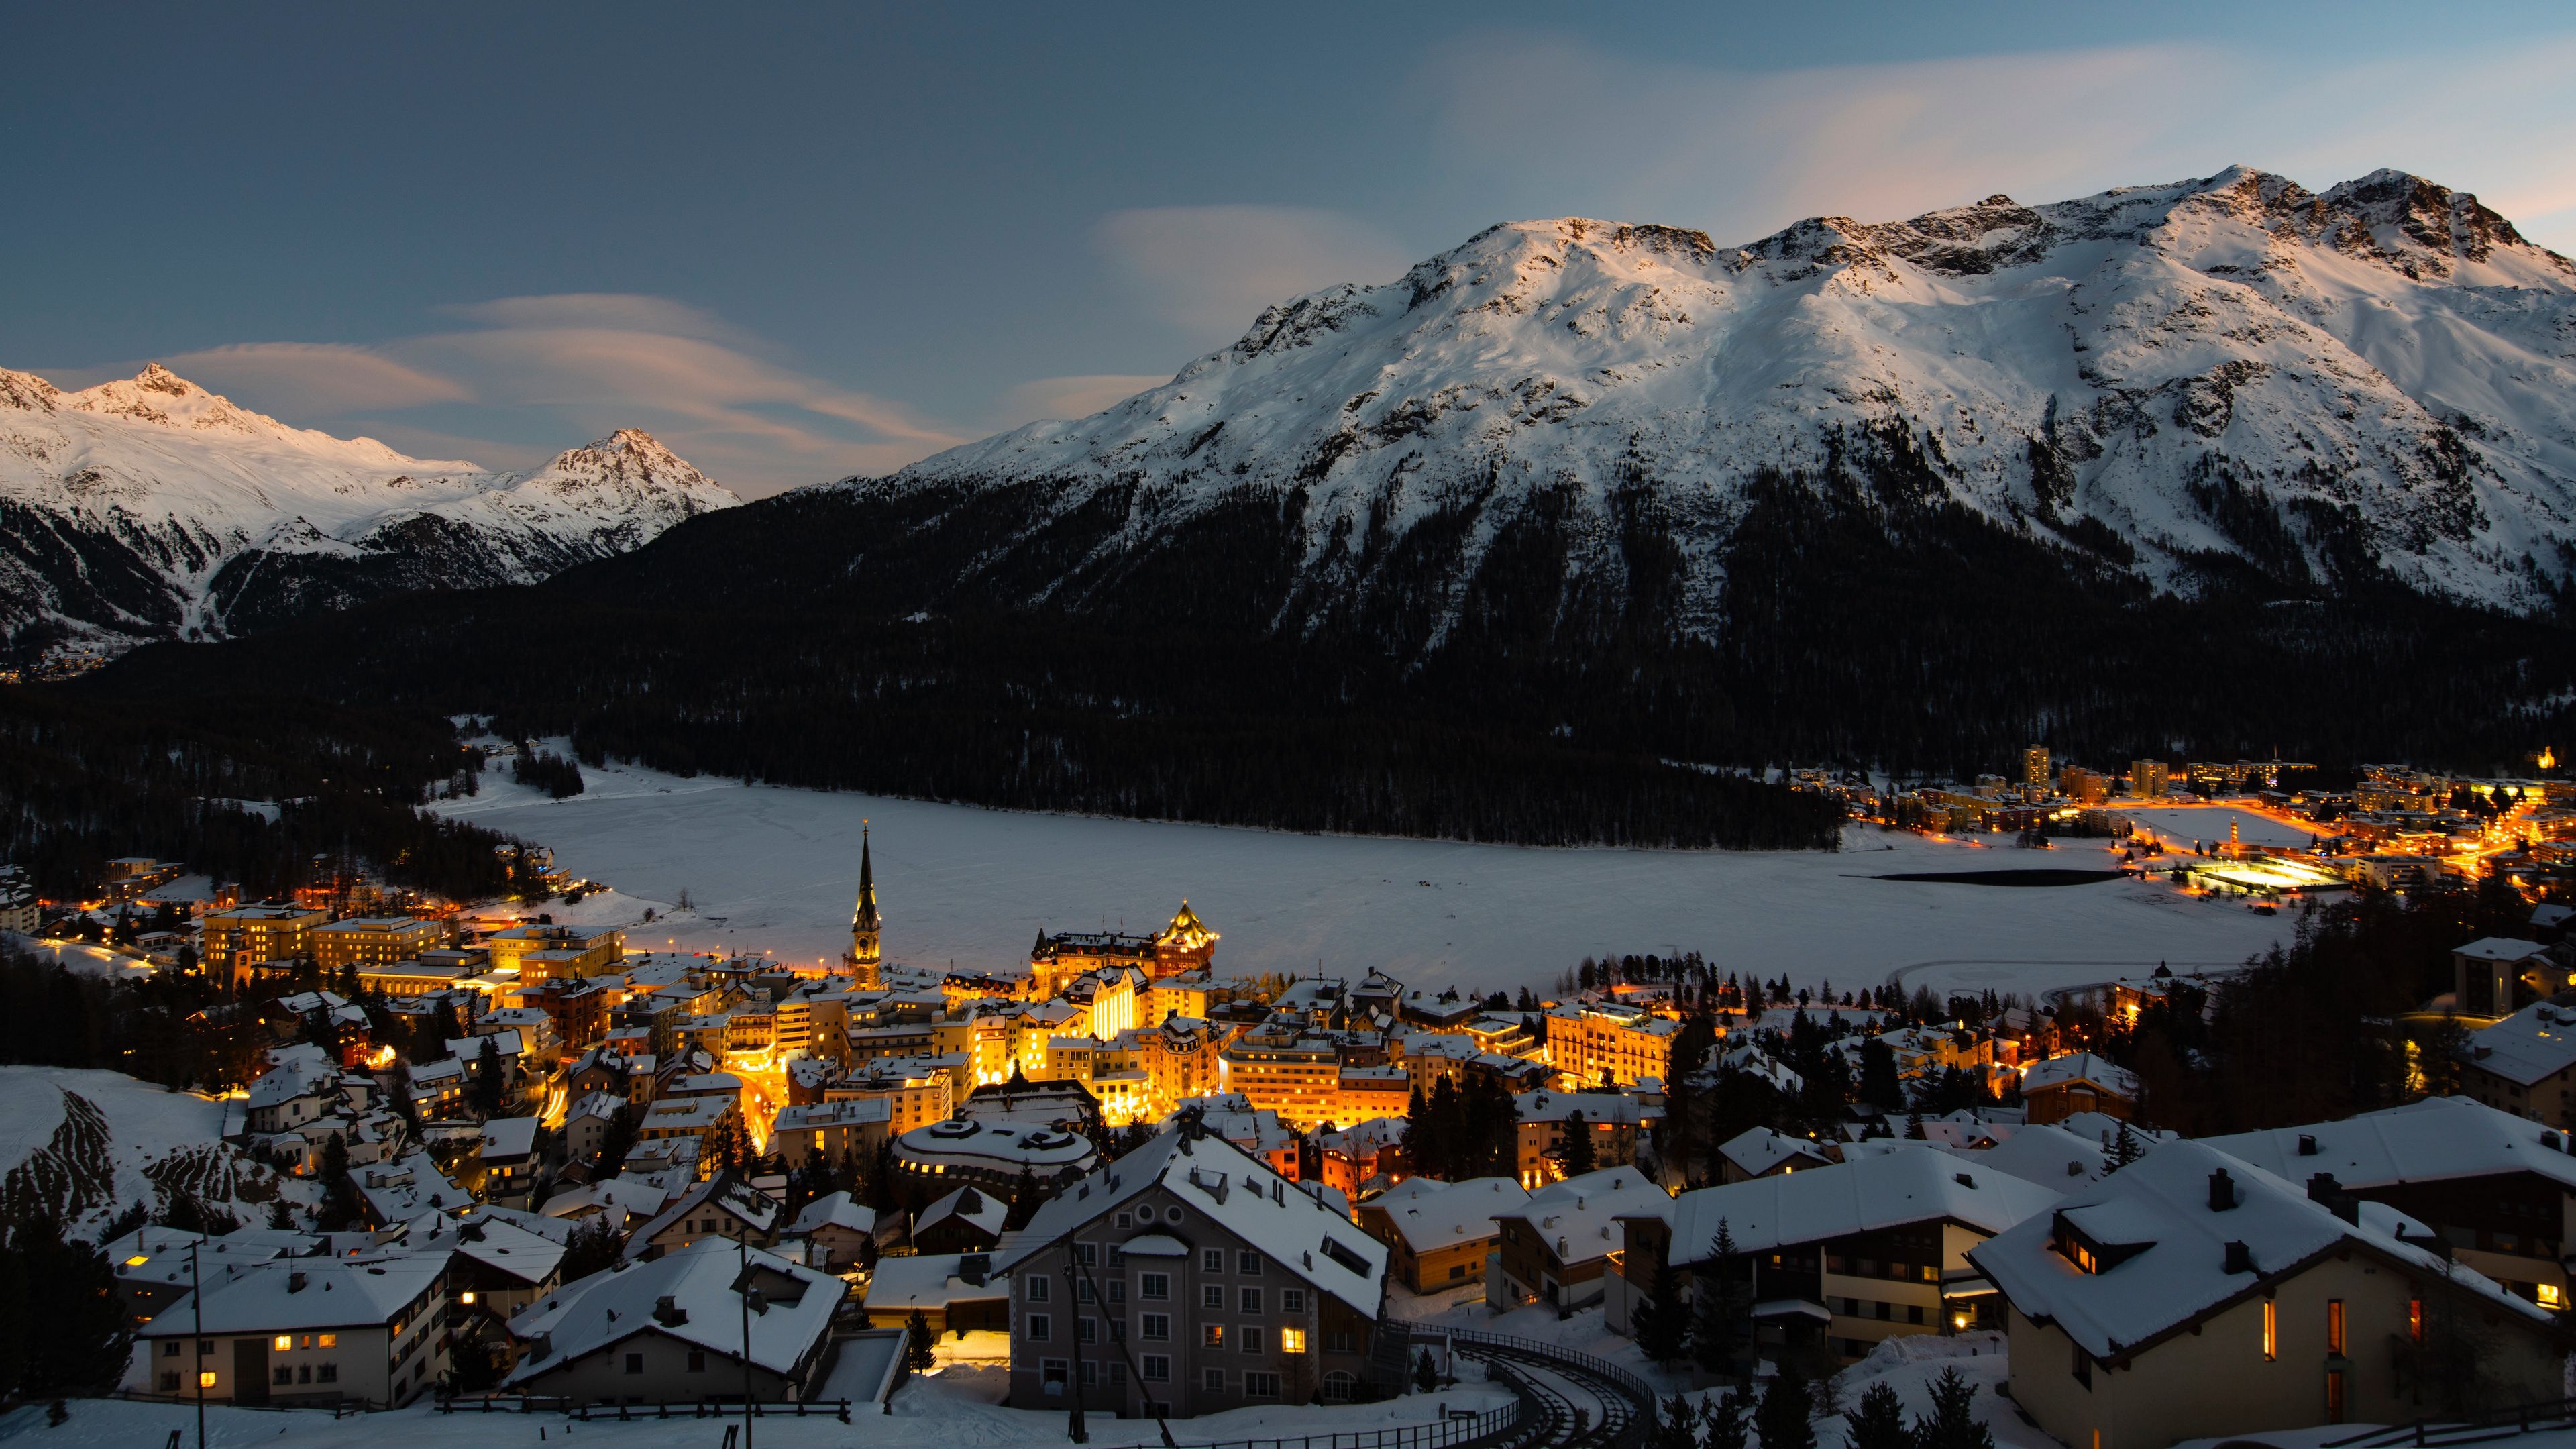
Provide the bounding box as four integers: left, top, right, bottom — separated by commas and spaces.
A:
519, 428, 737, 508
131, 362, 199, 397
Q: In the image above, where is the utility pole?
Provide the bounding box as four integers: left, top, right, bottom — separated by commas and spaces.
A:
738, 1235, 757, 1449
191, 1239, 206, 1449
1062, 1257, 1086, 1443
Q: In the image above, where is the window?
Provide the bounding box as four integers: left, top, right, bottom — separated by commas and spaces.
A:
1043, 1359, 1069, 1386
1245, 1371, 1281, 1398
317, 1334, 334, 1350
1326, 1330, 1356, 1353
1281, 1328, 1307, 1354
1142, 1313, 1171, 1341
1907, 1305, 1925, 1326
1138, 1205, 1158, 1222
1110, 1246, 1126, 1267
2326, 1298, 2346, 1355
1281, 1289, 1305, 1313
2072, 1340, 2091, 1388
625, 1353, 645, 1375
298, 1366, 312, 1384
159, 1372, 180, 1392
1029, 1314, 1051, 1342
2409, 1297, 2424, 1345
1110, 1280, 1127, 1303
2261, 1299, 2277, 1361
1203, 1248, 1226, 1273
1081, 1360, 1099, 1387
1203, 1324, 1226, 1349
274, 1366, 295, 1386
273, 1336, 293, 1352
1141, 1273, 1169, 1300
2326, 1368, 2347, 1423
1242, 1326, 1266, 1354
1241, 1287, 1263, 1315
1203, 1285, 1225, 1310
1450, 1263, 1467, 1281
688, 1350, 707, 1372
1079, 1318, 1097, 1344
1077, 1243, 1098, 1267
1142, 1354, 1171, 1381
199, 1371, 217, 1390
163, 1342, 180, 1358
1028, 1275, 1052, 1301
1240, 1251, 1263, 1275
1118, 1213, 1133, 1228
1077, 1279, 1096, 1303
317, 1364, 337, 1384
1110, 1362, 1126, 1385
1202, 1366, 1226, 1392
1322, 1370, 1359, 1401
1874, 1301, 1892, 1322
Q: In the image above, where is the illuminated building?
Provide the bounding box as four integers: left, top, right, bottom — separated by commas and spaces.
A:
1543, 1001, 1679, 1087
2022, 744, 2051, 802
1028, 900, 1220, 998
479, 923, 625, 983
2129, 759, 2169, 799
312, 916, 449, 973
201, 904, 327, 986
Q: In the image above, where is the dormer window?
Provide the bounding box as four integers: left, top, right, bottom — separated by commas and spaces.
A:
2051, 1211, 2149, 1275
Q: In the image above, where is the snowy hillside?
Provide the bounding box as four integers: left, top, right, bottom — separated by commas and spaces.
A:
0, 1066, 292, 1238
865, 166, 2576, 635
0, 364, 738, 655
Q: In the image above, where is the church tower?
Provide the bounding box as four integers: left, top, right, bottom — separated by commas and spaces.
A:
845, 824, 882, 984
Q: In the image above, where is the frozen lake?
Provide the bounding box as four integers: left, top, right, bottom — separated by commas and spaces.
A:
430, 757, 2296, 1003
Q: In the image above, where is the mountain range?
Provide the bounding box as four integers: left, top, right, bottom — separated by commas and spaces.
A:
38, 166, 2576, 845
0, 364, 736, 658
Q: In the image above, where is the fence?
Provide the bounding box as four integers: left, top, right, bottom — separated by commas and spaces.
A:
1154, 1395, 1521, 1449
436, 1395, 854, 1424
2322, 1397, 2576, 1449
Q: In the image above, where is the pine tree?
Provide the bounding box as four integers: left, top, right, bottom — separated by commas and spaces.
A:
1413, 1347, 1440, 1393
1633, 1256, 1690, 1366
1845, 1382, 1911, 1449
1652, 1394, 1701, 1449
1691, 1219, 1748, 1377
1702, 1391, 1750, 1449
1911, 1367, 1994, 1449
1754, 1359, 1815, 1449
559, 1216, 623, 1283
1562, 1110, 1598, 1177
906, 1309, 939, 1371
470, 1034, 505, 1117
2105, 1120, 2143, 1173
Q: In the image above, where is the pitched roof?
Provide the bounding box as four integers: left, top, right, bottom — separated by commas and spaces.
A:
2199, 1094, 2576, 1191
398, 1210, 566, 1287
1968, 1140, 2547, 1362
1717, 1126, 1833, 1177
1362, 1176, 1528, 1254
1658, 1149, 2059, 1264
505, 1238, 841, 1384
787, 1191, 879, 1238
142, 1254, 445, 1336
2465, 1002, 2576, 1087
914, 1185, 1007, 1241
991, 1130, 1387, 1317
1495, 1166, 1667, 1267
2019, 1053, 2141, 1097
862, 1252, 1005, 1312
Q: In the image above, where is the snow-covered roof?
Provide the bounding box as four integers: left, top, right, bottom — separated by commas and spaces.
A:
566, 1090, 625, 1124
1717, 1126, 1835, 1177
914, 1185, 1008, 1242
1517, 1089, 1652, 1126
462, 1205, 579, 1244
357, 1151, 468, 1220
396, 1210, 566, 1287
2455, 936, 2555, 962
1362, 1176, 1528, 1254
449, 1029, 525, 1059
628, 1175, 782, 1257
1120, 1232, 1190, 1256
481, 1116, 540, 1159
861, 1252, 1006, 1312
1969, 1140, 2548, 1362
246, 1061, 336, 1110
506, 1238, 840, 1385
991, 1129, 1388, 1318
2201, 1095, 2576, 1192
539, 1177, 662, 1226
1660, 1150, 2059, 1265
2019, 1053, 2140, 1097
142, 1254, 445, 1336
2465, 1002, 2576, 1087
787, 1190, 878, 1238
1495, 1166, 1667, 1267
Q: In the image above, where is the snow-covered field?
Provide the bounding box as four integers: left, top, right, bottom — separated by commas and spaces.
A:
2121, 805, 2316, 851
0, 1066, 262, 1235
431, 755, 2294, 1002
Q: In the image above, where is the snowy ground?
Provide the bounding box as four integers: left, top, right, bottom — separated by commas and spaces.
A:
2121, 805, 2316, 851
0, 1067, 261, 1235
428, 754, 2294, 1002
17, 939, 156, 981
0, 1363, 1510, 1449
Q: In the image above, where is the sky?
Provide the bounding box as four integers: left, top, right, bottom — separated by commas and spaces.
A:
5, 3, 2574, 497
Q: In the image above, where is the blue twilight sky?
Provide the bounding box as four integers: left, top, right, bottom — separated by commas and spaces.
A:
6, 3, 2574, 496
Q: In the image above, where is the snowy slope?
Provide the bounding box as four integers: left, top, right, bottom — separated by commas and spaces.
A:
0, 1065, 291, 1238
863, 167, 2576, 636
0, 364, 738, 653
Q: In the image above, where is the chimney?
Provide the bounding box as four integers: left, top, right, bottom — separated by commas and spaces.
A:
653, 1294, 688, 1326
2208, 1168, 2237, 1212
2223, 1241, 2254, 1274
2296, 1134, 2317, 1156
2306, 1172, 2358, 1225
287, 1271, 309, 1294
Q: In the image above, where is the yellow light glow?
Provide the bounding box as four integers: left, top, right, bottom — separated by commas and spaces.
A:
199, 1371, 218, 1389
459, 1291, 476, 1305
273, 1335, 292, 1351
125, 1254, 151, 1267
1281, 1328, 1307, 1354
2542, 1283, 2564, 1309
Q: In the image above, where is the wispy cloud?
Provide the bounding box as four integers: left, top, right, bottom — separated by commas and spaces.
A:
1092, 205, 1419, 348
990, 374, 1171, 430
1418, 32, 2576, 254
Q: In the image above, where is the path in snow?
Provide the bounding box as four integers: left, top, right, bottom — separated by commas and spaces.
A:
428, 757, 2294, 1003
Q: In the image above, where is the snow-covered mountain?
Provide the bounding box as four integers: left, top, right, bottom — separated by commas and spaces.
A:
857, 166, 2576, 639
0, 363, 738, 655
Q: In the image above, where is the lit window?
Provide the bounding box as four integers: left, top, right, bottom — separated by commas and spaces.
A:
318, 1334, 335, 1348
2261, 1299, 2277, 1360
2326, 1298, 2345, 1355
2542, 1284, 2565, 1309
199, 1371, 219, 1389
1281, 1328, 1307, 1354
273, 1336, 293, 1352
125, 1255, 152, 1267
459, 1291, 476, 1305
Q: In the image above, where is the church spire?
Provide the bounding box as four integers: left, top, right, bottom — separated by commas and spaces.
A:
846, 823, 882, 981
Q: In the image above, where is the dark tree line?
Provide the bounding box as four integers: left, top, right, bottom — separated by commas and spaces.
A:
0, 684, 531, 902
1403, 1075, 1521, 1181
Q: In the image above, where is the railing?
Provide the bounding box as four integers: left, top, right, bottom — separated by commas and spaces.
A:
435, 1395, 854, 1423
1155, 1397, 1521, 1449
1423, 1323, 1657, 1449
2320, 1398, 2576, 1449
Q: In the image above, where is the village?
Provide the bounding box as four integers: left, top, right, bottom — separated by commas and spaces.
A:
5, 748, 2576, 1449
